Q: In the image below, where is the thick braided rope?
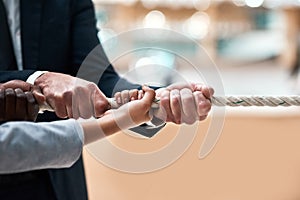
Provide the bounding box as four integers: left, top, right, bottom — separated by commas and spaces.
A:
211, 96, 300, 107
39, 96, 300, 112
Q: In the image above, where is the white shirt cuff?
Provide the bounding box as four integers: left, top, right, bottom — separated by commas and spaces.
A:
26, 71, 48, 85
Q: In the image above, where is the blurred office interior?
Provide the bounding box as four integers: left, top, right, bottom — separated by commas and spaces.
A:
92, 0, 300, 95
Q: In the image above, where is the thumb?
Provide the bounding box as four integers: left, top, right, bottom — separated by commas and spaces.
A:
93, 89, 110, 117
201, 86, 214, 99
141, 86, 155, 106
31, 86, 46, 106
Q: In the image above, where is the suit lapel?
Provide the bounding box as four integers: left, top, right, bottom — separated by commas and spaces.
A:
21, 0, 44, 70
0, 1, 17, 70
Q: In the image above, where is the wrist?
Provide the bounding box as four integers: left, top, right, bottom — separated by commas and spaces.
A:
26, 71, 48, 85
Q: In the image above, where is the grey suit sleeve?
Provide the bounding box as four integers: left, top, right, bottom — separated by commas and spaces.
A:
0, 119, 84, 174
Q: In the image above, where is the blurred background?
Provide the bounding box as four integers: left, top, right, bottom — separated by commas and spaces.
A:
92, 0, 300, 95
83, 1, 300, 200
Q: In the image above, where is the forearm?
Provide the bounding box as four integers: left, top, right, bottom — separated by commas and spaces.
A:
0, 119, 83, 174
81, 112, 126, 145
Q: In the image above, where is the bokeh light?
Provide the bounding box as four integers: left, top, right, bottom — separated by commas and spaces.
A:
245, 0, 264, 8
143, 10, 167, 29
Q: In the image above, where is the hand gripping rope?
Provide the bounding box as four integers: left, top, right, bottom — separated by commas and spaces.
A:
108, 96, 300, 109
39, 95, 300, 112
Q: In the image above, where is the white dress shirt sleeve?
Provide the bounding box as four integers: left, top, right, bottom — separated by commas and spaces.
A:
0, 119, 84, 174
26, 71, 48, 84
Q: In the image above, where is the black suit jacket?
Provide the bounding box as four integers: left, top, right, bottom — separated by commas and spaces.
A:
0, 0, 137, 94
0, 0, 137, 199
0, 0, 162, 199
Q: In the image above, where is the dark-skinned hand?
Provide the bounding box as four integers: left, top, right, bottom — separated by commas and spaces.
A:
0, 80, 45, 122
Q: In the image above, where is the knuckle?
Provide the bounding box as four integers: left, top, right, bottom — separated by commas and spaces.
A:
121, 90, 129, 94
75, 86, 85, 94
5, 88, 14, 96
62, 90, 73, 98
47, 92, 56, 100
160, 95, 170, 105
114, 92, 121, 97
53, 93, 64, 102
87, 82, 97, 90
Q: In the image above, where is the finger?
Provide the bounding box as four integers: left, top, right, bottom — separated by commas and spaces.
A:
5, 88, 16, 120
66, 103, 73, 118
193, 91, 212, 117
0, 89, 5, 121
76, 87, 93, 119
2, 80, 31, 91
191, 83, 204, 91
120, 90, 130, 104
166, 82, 192, 91
72, 98, 80, 119
62, 91, 73, 118
42, 87, 57, 113
198, 99, 212, 117
15, 88, 27, 120
31, 85, 46, 105
141, 86, 155, 104
50, 93, 68, 119
114, 92, 122, 104
180, 88, 197, 124
159, 89, 172, 122
138, 90, 144, 100
141, 86, 155, 119
170, 89, 182, 124
25, 92, 39, 121
193, 91, 202, 117
202, 85, 214, 99
199, 115, 208, 121
129, 89, 138, 101
192, 83, 214, 98
54, 101, 68, 118
92, 88, 110, 118
103, 109, 113, 116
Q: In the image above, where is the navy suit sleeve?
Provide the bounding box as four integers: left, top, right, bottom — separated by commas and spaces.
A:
0, 70, 35, 83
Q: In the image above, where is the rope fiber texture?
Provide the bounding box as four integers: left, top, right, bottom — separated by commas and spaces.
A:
211, 96, 300, 107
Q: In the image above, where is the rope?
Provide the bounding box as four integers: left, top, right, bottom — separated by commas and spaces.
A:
211, 96, 300, 107
39, 96, 300, 112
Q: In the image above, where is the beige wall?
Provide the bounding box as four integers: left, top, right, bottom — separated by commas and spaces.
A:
83, 108, 300, 200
